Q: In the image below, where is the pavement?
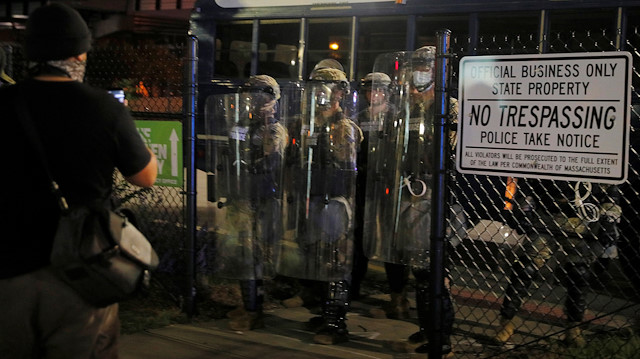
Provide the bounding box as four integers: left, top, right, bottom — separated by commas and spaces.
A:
120, 302, 425, 359
118, 260, 639, 359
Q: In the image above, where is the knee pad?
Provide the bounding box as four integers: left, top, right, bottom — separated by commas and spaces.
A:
326, 280, 350, 308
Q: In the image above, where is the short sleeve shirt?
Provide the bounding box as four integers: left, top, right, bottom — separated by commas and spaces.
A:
0, 80, 152, 278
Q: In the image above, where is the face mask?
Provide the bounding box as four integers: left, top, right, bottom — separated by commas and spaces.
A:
412, 70, 433, 91
47, 58, 87, 82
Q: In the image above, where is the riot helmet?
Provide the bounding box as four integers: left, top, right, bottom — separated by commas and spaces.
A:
411, 46, 436, 93
309, 58, 344, 79
310, 68, 349, 89
361, 72, 391, 90
310, 67, 350, 101
246, 74, 281, 100
361, 72, 391, 107
240, 75, 280, 123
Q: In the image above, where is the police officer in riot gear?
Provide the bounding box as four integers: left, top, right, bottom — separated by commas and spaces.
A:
207, 75, 288, 331
277, 66, 362, 345
281, 58, 350, 310
228, 75, 288, 331
353, 72, 412, 316
406, 46, 455, 356
310, 67, 362, 345
361, 46, 456, 356
494, 179, 621, 347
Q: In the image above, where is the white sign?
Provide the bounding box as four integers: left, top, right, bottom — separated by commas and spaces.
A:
215, 0, 392, 8
456, 52, 632, 184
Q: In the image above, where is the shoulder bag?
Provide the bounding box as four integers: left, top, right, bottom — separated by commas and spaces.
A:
16, 88, 159, 307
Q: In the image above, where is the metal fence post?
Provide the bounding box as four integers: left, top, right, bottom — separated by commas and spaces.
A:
183, 34, 198, 318
429, 28, 451, 359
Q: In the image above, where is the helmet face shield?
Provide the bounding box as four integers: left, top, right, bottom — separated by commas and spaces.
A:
329, 82, 347, 103
314, 83, 333, 107
239, 87, 278, 121
360, 72, 392, 107
365, 85, 389, 106
312, 81, 347, 109
241, 85, 277, 97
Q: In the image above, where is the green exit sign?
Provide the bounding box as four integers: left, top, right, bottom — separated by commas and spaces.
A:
135, 120, 183, 187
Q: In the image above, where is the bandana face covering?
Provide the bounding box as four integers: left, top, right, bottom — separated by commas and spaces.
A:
47, 58, 87, 82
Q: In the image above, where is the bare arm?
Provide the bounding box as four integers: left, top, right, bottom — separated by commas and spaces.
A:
125, 148, 158, 187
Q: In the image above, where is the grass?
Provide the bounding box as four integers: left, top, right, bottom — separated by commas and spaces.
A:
119, 304, 188, 334
563, 329, 640, 359
118, 275, 234, 335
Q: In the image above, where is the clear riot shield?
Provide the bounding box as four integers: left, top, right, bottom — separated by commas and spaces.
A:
204, 87, 289, 280
277, 80, 361, 281
362, 51, 436, 267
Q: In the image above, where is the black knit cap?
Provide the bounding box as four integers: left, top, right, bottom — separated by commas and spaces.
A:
25, 3, 91, 62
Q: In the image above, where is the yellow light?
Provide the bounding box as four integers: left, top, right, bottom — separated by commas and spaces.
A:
329, 42, 339, 51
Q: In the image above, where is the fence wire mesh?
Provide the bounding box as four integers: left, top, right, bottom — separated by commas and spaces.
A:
88, 41, 191, 306
3, 15, 640, 358
445, 23, 640, 358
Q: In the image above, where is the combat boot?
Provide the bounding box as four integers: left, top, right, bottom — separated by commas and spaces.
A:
314, 280, 349, 345
493, 317, 516, 344
228, 310, 264, 331
313, 305, 348, 345
282, 295, 304, 308
386, 290, 411, 319
313, 322, 349, 345
415, 341, 454, 358
408, 329, 427, 344
564, 323, 586, 348
230, 279, 264, 330
226, 305, 247, 319
370, 290, 410, 319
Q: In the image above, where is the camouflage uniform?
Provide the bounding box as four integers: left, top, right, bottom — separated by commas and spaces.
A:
225, 75, 288, 331
292, 67, 363, 344
495, 180, 621, 347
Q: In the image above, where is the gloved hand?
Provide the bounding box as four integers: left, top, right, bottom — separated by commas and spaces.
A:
598, 203, 621, 246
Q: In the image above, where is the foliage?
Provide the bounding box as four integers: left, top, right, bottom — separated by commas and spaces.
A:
563, 329, 640, 359
118, 276, 237, 335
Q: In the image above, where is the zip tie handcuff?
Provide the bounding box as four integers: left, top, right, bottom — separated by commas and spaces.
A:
402, 175, 427, 197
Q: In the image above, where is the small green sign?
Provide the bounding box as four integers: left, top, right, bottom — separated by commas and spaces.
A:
135, 120, 183, 187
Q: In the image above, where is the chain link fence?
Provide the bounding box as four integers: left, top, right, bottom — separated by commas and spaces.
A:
444, 22, 640, 358
4, 14, 640, 357
88, 41, 191, 306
